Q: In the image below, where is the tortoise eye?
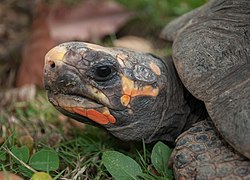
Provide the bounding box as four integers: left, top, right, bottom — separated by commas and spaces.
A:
93, 65, 115, 81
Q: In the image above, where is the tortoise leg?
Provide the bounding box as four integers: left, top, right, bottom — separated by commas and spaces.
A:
170, 120, 250, 179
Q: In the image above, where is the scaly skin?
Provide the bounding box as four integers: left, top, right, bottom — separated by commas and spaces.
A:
44, 42, 192, 143
171, 120, 250, 179
44, 42, 250, 179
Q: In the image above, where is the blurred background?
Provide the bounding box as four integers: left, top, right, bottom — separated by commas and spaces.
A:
0, 0, 206, 179
0, 0, 206, 89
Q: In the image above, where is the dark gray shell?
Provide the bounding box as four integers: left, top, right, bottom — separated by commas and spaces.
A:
161, 0, 250, 158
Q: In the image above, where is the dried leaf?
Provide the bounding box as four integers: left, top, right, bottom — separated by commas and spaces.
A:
16, 2, 55, 87
17, 135, 34, 153
0, 171, 23, 180
47, 133, 62, 147
0, 84, 36, 107
48, 0, 133, 42
16, 0, 133, 87
0, 137, 5, 145
114, 36, 153, 53
68, 118, 86, 130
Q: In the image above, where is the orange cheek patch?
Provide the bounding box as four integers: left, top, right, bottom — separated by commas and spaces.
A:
121, 76, 159, 106
70, 107, 116, 125
130, 85, 159, 97
122, 76, 135, 96
120, 94, 131, 106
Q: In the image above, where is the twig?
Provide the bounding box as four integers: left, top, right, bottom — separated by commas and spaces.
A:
3, 147, 37, 173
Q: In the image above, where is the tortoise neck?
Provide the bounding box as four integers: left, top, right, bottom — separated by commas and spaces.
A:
145, 58, 191, 144
147, 57, 208, 144
183, 88, 208, 131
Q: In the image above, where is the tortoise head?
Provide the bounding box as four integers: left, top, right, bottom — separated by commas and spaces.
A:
44, 42, 189, 143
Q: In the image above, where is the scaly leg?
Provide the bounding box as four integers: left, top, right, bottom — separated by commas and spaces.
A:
170, 120, 250, 179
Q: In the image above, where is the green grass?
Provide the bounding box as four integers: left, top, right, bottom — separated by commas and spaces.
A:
0, 92, 108, 178
117, 0, 207, 25
1, 92, 167, 179
114, 0, 207, 38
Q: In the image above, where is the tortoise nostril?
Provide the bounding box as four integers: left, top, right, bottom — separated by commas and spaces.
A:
48, 60, 56, 68
50, 62, 55, 68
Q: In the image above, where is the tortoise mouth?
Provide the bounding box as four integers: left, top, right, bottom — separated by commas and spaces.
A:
47, 92, 116, 125
47, 92, 104, 109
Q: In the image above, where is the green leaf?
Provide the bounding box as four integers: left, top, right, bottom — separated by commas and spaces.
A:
18, 165, 34, 178
139, 173, 157, 180
31, 172, 53, 180
151, 142, 172, 175
0, 150, 6, 161
11, 146, 30, 163
29, 149, 59, 171
102, 151, 142, 180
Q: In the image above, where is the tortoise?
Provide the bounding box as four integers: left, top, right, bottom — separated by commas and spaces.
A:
44, 0, 250, 179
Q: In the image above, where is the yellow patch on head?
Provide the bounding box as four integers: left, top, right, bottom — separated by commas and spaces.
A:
121, 76, 159, 106
116, 54, 128, 67
117, 54, 128, 61
117, 58, 125, 67
121, 76, 135, 96
45, 45, 67, 62
89, 86, 110, 106
149, 62, 161, 75
131, 85, 159, 97
85, 43, 111, 53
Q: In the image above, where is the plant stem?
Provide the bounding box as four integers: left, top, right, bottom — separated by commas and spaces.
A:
3, 147, 37, 173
